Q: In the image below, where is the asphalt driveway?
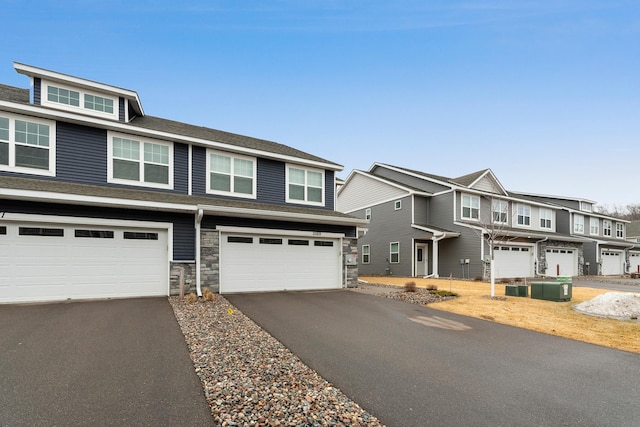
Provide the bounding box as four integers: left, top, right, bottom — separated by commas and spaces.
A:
227, 290, 640, 427
0, 298, 213, 426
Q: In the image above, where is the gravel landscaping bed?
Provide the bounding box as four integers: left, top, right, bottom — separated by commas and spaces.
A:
169, 295, 383, 426
351, 282, 458, 305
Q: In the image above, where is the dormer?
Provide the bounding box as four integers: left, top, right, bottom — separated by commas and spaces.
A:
580, 201, 593, 213
14, 62, 144, 122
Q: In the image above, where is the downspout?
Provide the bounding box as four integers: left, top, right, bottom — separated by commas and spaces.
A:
534, 236, 549, 276
195, 208, 204, 297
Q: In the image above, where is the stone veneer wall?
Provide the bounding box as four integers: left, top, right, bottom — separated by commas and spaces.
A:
200, 229, 220, 293
343, 237, 359, 288
538, 240, 584, 277
169, 261, 196, 296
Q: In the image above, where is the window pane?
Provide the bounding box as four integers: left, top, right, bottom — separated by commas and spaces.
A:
113, 137, 139, 160
234, 176, 253, 194
308, 187, 322, 202
307, 171, 322, 187
234, 158, 253, 177
289, 184, 304, 200
144, 143, 169, 164
289, 168, 305, 185
15, 120, 49, 147
15, 145, 49, 169
144, 163, 169, 184
211, 172, 231, 191
0, 142, 7, 165
211, 154, 231, 173
113, 159, 140, 180
0, 117, 9, 141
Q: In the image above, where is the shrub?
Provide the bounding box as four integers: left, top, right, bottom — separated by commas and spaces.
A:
404, 281, 417, 293
185, 292, 198, 303
202, 288, 215, 301
426, 284, 438, 291
473, 276, 484, 282
436, 290, 458, 297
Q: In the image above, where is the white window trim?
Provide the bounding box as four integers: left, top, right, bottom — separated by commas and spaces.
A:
0, 111, 56, 177
590, 217, 599, 236
492, 200, 508, 224
516, 203, 531, 227
362, 244, 370, 264
285, 164, 325, 206
580, 201, 593, 212
616, 223, 625, 239
107, 131, 173, 190
539, 208, 552, 230
205, 149, 257, 199
395, 200, 402, 210
461, 194, 480, 220
41, 79, 118, 121
574, 214, 584, 234
390, 242, 400, 264
365, 208, 371, 220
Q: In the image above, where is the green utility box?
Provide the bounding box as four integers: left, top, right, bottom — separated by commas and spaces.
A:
530, 282, 572, 302
556, 276, 572, 284
505, 285, 528, 297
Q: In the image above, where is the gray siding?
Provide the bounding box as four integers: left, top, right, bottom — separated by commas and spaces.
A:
2, 200, 195, 260
413, 196, 429, 224
439, 228, 483, 279
173, 142, 189, 194
371, 167, 450, 193
428, 192, 454, 230
358, 195, 416, 276
556, 210, 571, 234
583, 241, 598, 275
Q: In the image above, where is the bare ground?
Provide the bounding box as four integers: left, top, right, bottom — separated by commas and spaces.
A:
359, 276, 640, 354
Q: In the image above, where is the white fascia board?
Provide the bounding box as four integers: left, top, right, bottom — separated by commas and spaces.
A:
0, 101, 341, 171
411, 224, 460, 238
216, 225, 346, 239
0, 188, 196, 213
14, 62, 144, 116
199, 204, 367, 227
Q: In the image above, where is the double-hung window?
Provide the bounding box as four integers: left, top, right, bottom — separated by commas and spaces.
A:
574, 214, 584, 234
0, 113, 55, 176
207, 151, 256, 198
390, 242, 400, 263
362, 245, 370, 264
517, 204, 531, 226
287, 165, 324, 205
540, 208, 552, 229
461, 194, 479, 220
108, 132, 172, 188
603, 220, 612, 237
590, 218, 599, 235
492, 200, 508, 224
616, 223, 624, 239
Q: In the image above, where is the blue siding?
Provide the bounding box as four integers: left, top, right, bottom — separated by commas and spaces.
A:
2, 200, 195, 260
118, 97, 125, 122
34, 78, 41, 104
325, 170, 335, 210
202, 215, 355, 238
57, 122, 108, 185
173, 142, 189, 194
191, 145, 207, 196
257, 158, 285, 204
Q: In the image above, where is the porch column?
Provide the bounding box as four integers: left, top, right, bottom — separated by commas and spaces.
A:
432, 237, 439, 278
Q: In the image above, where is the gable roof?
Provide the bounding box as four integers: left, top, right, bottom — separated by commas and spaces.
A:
0, 84, 29, 104
627, 220, 640, 237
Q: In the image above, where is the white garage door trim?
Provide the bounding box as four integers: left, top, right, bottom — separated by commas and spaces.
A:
629, 252, 640, 275
218, 226, 344, 294
545, 247, 577, 277
601, 249, 624, 275
493, 244, 534, 279
1, 213, 172, 304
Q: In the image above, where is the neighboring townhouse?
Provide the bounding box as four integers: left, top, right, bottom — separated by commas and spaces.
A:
0, 62, 365, 304
512, 194, 637, 276
337, 163, 634, 280
626, 220, 640, 244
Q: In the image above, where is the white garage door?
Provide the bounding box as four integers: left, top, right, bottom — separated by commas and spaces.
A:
545, 248, 577, 277
0, 222, 168, 303
601, 250, 623, 275
493, 245, 534, 279
219, 231, 342, 293
630, 252, 640, 275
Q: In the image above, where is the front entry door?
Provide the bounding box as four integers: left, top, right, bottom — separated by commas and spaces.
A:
415, 244, 428, 277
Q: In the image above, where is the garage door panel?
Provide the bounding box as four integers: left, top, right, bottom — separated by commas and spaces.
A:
1, 222, 168, 303
601, 250, 623, 275
220, 233, 341, 293
630, 253, 640, 274
493, 245, 534, 279
545, 248, 577, 277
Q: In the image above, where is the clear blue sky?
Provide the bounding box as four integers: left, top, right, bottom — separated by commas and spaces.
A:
2, 1, 638, 208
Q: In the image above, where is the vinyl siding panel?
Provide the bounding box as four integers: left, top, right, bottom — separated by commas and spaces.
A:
173, 142, 189, 195
471, 176, 499, 193
583, 241, 598, 275
413, 196, 429, 224
338, 173, 410, 213
429, 192, 455, 230
56, 122, 108, 185
191, 145, 207, 196
257, 158, 285, 204
2, 200, 195, 260
556, 210, 571, 234
325, 170, 335, 210
118, 97, 125, 122
34, 77, 41, 104
439, 227, 483, 279
202, 215, 355, 238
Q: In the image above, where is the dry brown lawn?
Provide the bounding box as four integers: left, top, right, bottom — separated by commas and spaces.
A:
360, 276, 640, 354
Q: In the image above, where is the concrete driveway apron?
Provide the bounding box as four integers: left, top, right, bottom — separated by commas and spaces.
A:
227, 290, 640, 427
0, 298, 213, 426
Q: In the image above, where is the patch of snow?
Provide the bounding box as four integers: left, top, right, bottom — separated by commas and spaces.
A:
574, 292, 640, 320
